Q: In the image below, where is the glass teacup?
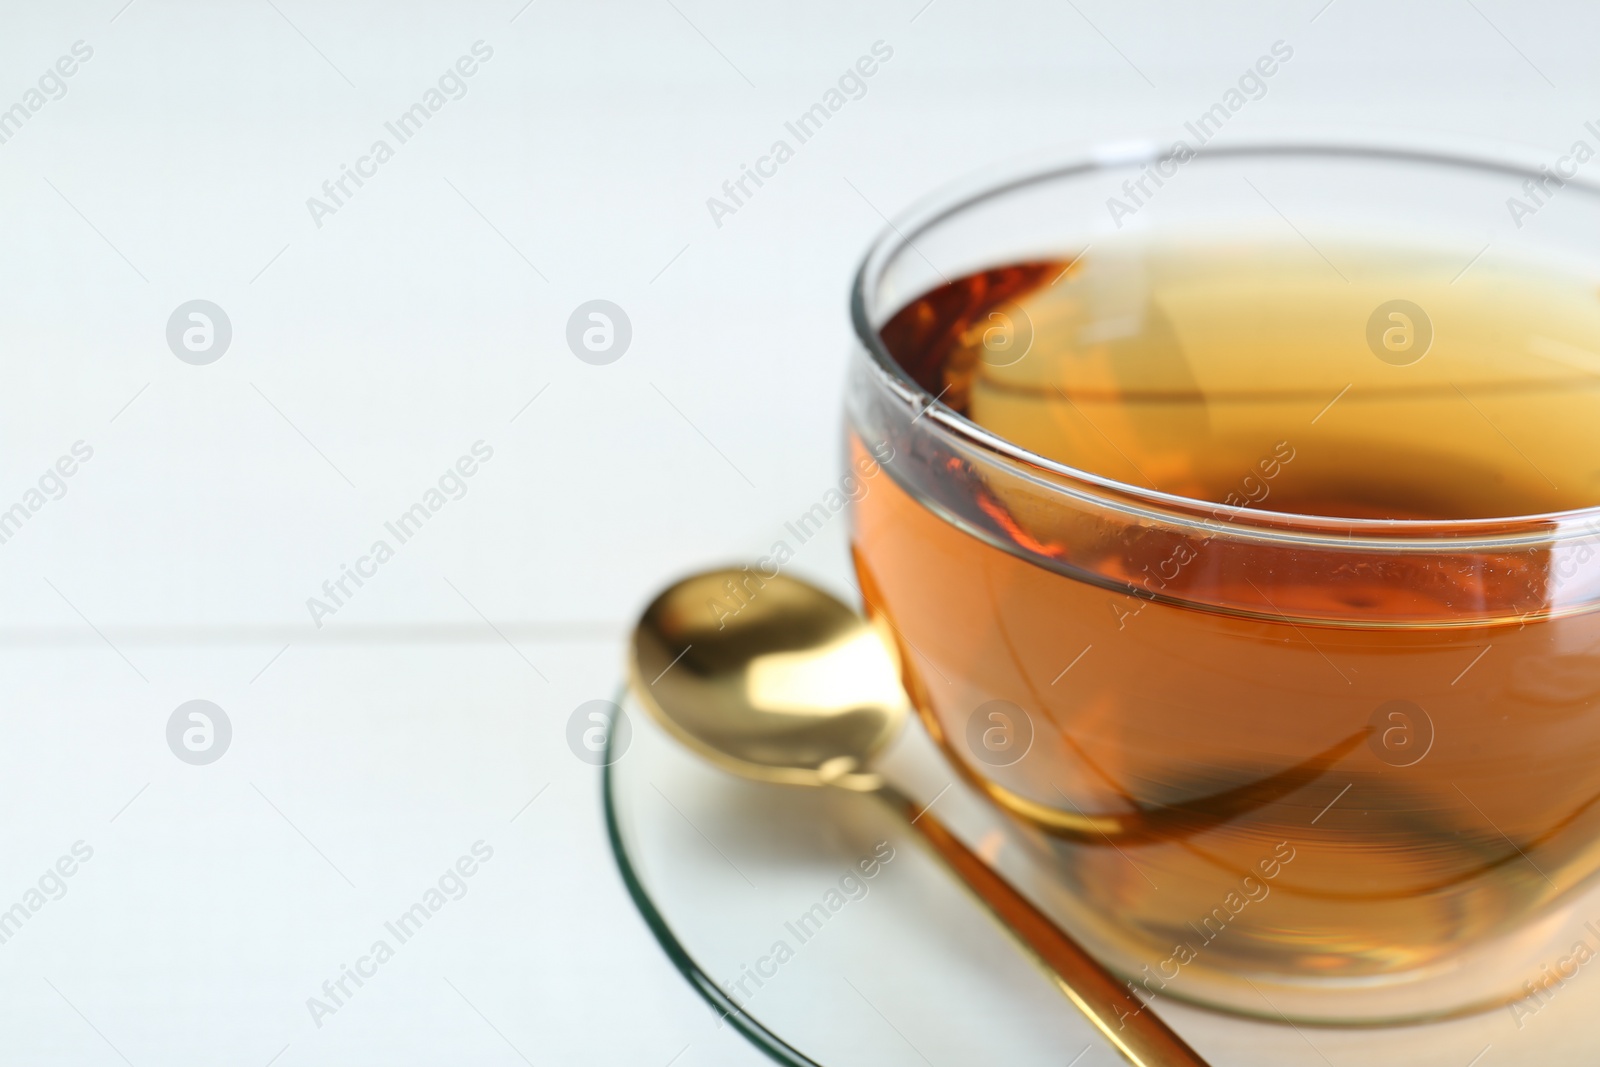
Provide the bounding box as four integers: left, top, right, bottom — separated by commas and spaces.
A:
846, 140, 1600, 1023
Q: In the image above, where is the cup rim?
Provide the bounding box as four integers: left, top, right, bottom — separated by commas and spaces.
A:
848, 137, 1600, 547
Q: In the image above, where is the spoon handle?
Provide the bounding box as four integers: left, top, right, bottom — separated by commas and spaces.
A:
881, 788, 1211, 1067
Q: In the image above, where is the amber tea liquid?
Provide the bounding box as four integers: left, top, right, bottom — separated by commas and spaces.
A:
850, 236, 1600, 1005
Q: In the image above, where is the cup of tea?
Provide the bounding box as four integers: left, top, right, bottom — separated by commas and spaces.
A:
845, 139, 1600, 1024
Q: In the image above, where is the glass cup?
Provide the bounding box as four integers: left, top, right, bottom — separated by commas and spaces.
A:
844, 139, 1600, 1024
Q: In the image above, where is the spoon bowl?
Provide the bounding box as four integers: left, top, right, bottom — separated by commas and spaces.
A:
630, 569, 906, 790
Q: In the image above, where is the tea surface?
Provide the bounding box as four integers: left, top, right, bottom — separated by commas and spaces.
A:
881, 239, 1600, 519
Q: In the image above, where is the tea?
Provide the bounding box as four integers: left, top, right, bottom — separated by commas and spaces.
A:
850, 236, 1600, 1005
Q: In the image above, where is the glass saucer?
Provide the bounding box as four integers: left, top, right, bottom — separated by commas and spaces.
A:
603, 685, 1596, 1065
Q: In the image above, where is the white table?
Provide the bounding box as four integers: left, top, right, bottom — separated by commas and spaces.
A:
0, 1, 1592, 1062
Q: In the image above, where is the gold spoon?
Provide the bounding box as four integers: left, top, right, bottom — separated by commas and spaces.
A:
629, 567, 1210, 1067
